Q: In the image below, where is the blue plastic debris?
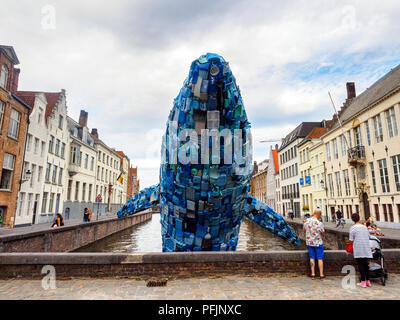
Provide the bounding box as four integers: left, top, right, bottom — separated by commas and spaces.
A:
117, 53, 301, 251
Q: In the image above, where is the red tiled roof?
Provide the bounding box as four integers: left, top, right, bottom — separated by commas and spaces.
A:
16, 91, 61, 121
306, 127, 328, 139
15, 91, 36, 113
44, 92, 61, 121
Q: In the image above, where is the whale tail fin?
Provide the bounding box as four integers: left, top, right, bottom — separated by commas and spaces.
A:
244, 195, 301, 246
117, 184, 160, 218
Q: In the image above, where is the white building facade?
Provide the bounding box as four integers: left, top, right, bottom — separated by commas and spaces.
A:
15, 92, 48, 226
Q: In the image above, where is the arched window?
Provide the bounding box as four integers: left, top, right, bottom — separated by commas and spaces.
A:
0, 64, 9, 89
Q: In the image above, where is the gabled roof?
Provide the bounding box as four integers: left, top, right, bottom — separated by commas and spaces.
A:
330, 63, 400, 131
16, 90, 62, 122
0, 45, 19, 64
306, 127, 328, 139
44, 92, 62, 121
279, 122, 324, 151
15, 91, 36, 113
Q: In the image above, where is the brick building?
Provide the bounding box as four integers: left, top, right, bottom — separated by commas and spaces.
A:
127, 166, 139, 200
0, 45, 31, 227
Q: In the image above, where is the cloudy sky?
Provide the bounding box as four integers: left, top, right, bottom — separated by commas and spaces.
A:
1, 0, 400, 188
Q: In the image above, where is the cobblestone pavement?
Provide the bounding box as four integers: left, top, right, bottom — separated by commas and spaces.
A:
0, 275, 399, 300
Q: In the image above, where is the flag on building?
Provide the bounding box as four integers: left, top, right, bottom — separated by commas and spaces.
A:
117, 173, 123, 184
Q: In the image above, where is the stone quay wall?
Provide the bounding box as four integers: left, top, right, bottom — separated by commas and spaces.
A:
0, 210, 152, 253
0, 250, 399, 280
288, 220, 400, 250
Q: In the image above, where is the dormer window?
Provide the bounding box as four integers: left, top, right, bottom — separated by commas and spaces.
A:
0, 64, 9, 89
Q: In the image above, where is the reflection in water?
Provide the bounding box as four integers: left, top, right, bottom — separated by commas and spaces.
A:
77, 213, 305, 253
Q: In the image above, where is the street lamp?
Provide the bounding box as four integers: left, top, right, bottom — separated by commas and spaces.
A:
20, 169, 32, 184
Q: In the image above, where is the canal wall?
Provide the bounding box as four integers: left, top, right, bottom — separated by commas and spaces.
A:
288, 220, 400, 250
0, 210, 152, 253
0, 250, 399, 280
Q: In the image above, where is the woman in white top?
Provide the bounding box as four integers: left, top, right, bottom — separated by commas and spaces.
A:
349, 213, 373, 288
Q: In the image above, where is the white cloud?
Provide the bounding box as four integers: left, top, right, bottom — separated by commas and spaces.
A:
1, 0, 400, 189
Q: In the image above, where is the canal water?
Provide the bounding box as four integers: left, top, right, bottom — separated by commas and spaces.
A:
77, 213, 306, 252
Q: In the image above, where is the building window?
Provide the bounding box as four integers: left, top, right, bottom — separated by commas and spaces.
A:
354, 126, 362, 146
88, 184, 92, 201
8, 109, 21, 139
38, 107, 43, 124
335, 172, 342, 197
75, 182, 80, 201
55, 139, 60, 156
378, 159, 390, 193
41, 141, 46, 157
365, 121, 371, 146
340, 135, 346, 156
84, 154, 89, 169
58, 115, 63, 129
42, 192, 48, 213
369, 162, 377, 194
392, 154, 400, 192
34, 138, 39, 154
0, 64, 9, 89
0, 153, 15, 190
58, 143, 64, 159
333, 139, 338, 159
351, 168, 357, 196
45, 163, 51, 182
326, 142, 331, 161
51, 165, 57, 184
0, 100, 4, 130
48, 135, 54, 153
38, 166, 43, 183
26, 134, 32, 152
343, 169, 350, 196
67, 180, 72, 201
328, 174, 334, 197
27, 193, 33, 217
385, 107, 398, 138
48, 193, 55, 213
30, 164, 36, 188
373, 114, 383, 143
70, 145, 81, 165
90, 156, 94, 171
58, 168, 63, 185
18, 193, 25, 216
347, 130, 353, 148
82, 183, 86, 202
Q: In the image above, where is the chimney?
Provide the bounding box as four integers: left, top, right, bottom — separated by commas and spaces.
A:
11, 68, 20, 93
79, 110, 88, 127
91, 128, 98, 139
346, 82, 356, 100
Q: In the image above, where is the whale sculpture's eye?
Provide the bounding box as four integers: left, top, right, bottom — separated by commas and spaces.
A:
210, 64, 219, 76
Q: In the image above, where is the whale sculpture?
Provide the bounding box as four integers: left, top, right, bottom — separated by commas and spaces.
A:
118, 53, 300, 252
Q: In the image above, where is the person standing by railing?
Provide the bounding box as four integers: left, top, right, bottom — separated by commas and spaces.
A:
303, 209, 326, 280
349, 213, 373, 288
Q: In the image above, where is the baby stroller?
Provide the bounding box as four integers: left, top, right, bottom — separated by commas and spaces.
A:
367, 236, 388, 286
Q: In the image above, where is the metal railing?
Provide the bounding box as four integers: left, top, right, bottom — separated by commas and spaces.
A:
348, 146, 365, 162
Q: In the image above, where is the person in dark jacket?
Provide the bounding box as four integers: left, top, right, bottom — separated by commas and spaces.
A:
51, 213, 64, 228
